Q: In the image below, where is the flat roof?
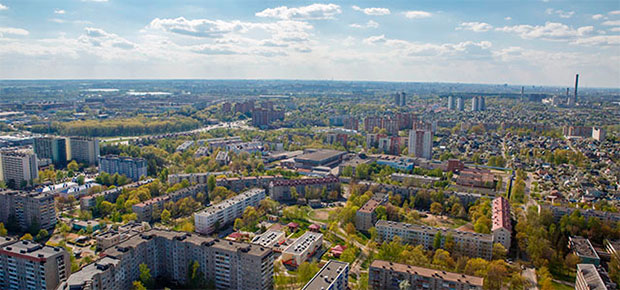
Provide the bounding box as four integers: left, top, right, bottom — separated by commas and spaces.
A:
376, 220, 493, 242
251, 230, 285, 248
0, 240, 65, 261
570, 236, 600, 260
370, 260, 483, 286
283, 231, 323, 255
359, 199, 380, 214
295, 149, 345, 162
195, 188, 265, 217
577, 264, 612, 290
302, 260, 349, 290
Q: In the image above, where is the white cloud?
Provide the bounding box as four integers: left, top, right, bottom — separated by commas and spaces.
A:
351, 5, 390, 16
572, 35, 620, 46
148, 17, 247, 38
404, 10, 432, 19
256, 3, 341, 20
602, 20, 620, 26
0, 27, 29, 37
496, 22, 593, 40
610, 27, 620, 32
350, 20, 379, 29
363, 34, 492, 59
592, 14, 606, 20
0, 3, 7, 10
609, 10, 620, 15
54, 9, 66, 14
457, 22, 493, 32
545, 9, 575, 18
505, 17, 512, 21
79, 27, 135, 50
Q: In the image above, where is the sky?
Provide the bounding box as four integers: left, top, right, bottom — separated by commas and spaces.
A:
0, 0, 619, 87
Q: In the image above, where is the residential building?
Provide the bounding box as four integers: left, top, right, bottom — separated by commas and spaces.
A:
343, 116, 359, 131
540, 204, 620, 224
33, 136, 67, 167
575, 264, 616, 290
235, 100, 255, 114
95, 222, 146, 250
80, 179, 153, 210
302, 260, 349, 290
448, 95, 455, 110
0, 151, 38, 187
456, 167, 497, 188
215, 151, 230, 165
456, 96, 464, 111
376, 220, 493, 259
216, 175, 281, 193
0, 239, 70, 290
369, 260, 483, 290
132, 184, 205, 222
59, 229, 274, 290
390, 173, 440, 186
281, 231, 323, 267
194, 188, 266, 234
166, 171, 229, 185
355, 199, 380, 232
0, 190, 56, 232
592, 127, 607, 142
98, 155, 147, 181
269, 175, 340, 201
563, 126, 593, 138
175, 140, 194, 152
68, 137, 99, 165
252, 108, 285, 128
492, 196, 512, 250
251, 230, 286, 249
408, 125, 433, 160
570, 236, 601, 266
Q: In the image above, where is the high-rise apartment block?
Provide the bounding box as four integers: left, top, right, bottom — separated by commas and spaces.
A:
492, 196, 512, 250
252, 108, 285, 128
0, 151, 38, 187
408, 122, 433, 160
456, 96, 464, 111
60, 229, 274, 290
98, 154, 147, 181
394, 92, 406, 107
471, 96, 485, 111
376, 220, 493, 259
68, 137, 99, 165
194, 188, 266, 234
33, 136, 67, 167
0, 190, 56, 232
369, 260, 483, 290
448, 95, 455, 110
302, 260, 349, 290
0, 238, 70, 290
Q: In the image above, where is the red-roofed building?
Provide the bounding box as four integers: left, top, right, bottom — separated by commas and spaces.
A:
287, 222, 299, 232
309, 224, 320, 232
330, 245, 347, 258
492, 196, 512, 250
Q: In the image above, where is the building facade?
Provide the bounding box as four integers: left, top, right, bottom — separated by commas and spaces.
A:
269, 176, 340, 201
0, 190, 56, 232
68, 137, 99, 165
355, 199, 380, 232
194, 188, 266, 234
492, 196, 512, 250
408, 127, 432, 160
575, 263, 616, 290
33, 136, 67, 167
281, 231, 323, 267
302, 260, 349, 290
98, 155, 147, 181
0, 151, 38, 187
369, 260, 483, 290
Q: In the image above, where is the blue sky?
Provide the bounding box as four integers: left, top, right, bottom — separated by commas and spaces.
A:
0, 0, 618, 87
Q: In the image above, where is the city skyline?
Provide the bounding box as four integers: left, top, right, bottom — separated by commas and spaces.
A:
0, 0, 618, 87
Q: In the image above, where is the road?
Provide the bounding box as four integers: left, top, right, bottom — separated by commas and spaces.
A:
522, 267, 539, 290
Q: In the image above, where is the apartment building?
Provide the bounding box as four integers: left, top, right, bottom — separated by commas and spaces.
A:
132, 184, 205, 222
541, 204, 620, 224
575, 264, 616, 290
369, 260, 483, 290
98, 154, 147, 181
376, 220, 493, 260
95, 222, 146, 250
355, 199, 380, 232
68, 137, 99, 165
492, 196, 512, 250
60, 229, 274, 290
0, 239, 70, 290
80, 179, 153, 210
0, 190, 56, 232
33, 136, 67, 167
302, 260, 349, 290
0, 151, 38, 188
195, 188, 266, 234
281, 231, 323, 267
269, 176, 340, 201
408, 124, 433, 160
569, 236, 601, 266
167, 171, 230, 185
216, 175, 282, 193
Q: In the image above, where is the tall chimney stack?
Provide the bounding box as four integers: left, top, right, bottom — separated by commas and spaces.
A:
574, 74, 579, 104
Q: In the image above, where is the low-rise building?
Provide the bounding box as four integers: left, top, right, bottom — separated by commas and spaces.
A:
194, 188, 266, 234
251, 230, 286, 249
216, 175, 282, 193
369, 260, 483, 290
281, 231, 323, 267
456, 167, 496, 189
355, 199, 380, 232
60, 229, 274, 290
167, 172, 230, 185
269, 176, 340, 201
0, 239, 70, 290
132, 184, 205, 222
302, 260, 349, 290
575, 263, 616, 290
391, 173, 440, 186
376, 220, 493, 260
294, 149, 346, 169
541, 204, 620, 224
492, 196, 512, 250
570, 236, 601, 266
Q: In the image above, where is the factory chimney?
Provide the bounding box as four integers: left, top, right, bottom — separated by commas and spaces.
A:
574, 74, 579, 104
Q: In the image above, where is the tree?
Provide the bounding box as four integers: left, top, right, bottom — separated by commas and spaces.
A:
432, 249, 455, 270
0, 222, 7, 236
139, 263, 152, 288
297, 262, 320, 284
20, 233, 33, 240
430, 202, 443, 215
433, 232, 443, 250
399, 279, 411, 290
341, 165, 353, 177
188, 260, 206, 288
207, 175, 216, 192
76, 175, 85, 185
492, 243, 507, 260
464, 258, 489, 276
36, 229, 49, 241
100, 201, 114, 216
67, 160, 79, 172
485, 260, 508, 290
444, 233, 455, 253
161, 209, 171, 224
132, 281, 146, 290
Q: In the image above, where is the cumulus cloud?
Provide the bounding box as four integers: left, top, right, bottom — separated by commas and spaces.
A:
592, 14, 606, 20
572, 35, 620, 46
350, 20, 379, 29
256, 3, 341, 20
609, 10, 620, 15
602, 20, 620, 26
0, 27, 29, 37
79, 27, 136, 49
0, 3, 7, 10
505, 17, 512, 21
496, 22, 593, 40
404, 10, 432, 19
363, 34, 492, 58
54, 9, 66, 14
545, 9, 575, 18
148, 17, 247, 38
351, 5, 390, 16
457, 22, 493, 32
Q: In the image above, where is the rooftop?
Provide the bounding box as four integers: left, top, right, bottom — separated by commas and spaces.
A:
492, 196, 512, 231
577, 263, 616, 290
196, 188, 265, 217
283, 231, 323, 255
0, 240, 66, 262
359, 199, 380, 214
302, 260, 349, 290
251, 230, 285, 248
370, 260, 483, 286
376, 220, 493, 242
570, 236, 600, 260
295, 149, 345, 162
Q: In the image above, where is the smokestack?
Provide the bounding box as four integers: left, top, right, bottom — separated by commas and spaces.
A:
574, 74, 579, 103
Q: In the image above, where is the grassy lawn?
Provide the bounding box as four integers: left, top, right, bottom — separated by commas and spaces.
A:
551, 281, 574, 290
